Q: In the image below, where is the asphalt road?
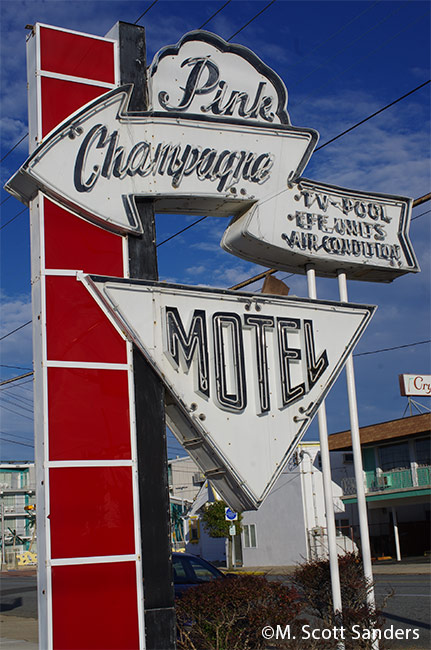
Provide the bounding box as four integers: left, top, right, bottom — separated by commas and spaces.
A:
0, 573, 430, 648
267, 573, 431, 649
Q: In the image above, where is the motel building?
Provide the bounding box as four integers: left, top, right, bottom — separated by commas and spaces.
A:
329, 412, 431, 561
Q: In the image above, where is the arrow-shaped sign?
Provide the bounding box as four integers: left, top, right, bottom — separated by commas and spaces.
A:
222, 177, 419, 282
81, 275, 375, 511
5, 85, 317, 235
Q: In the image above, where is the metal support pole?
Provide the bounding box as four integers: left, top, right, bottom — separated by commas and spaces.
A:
306, 265, 344, 624
337, 271, 377, 617
391, 507, 402, 562
1, 503, 5, 567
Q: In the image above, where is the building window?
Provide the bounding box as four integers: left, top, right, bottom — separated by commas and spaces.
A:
343, 453, 354, 464
415, 438, 431, 467
243, 524, 257, 548
379, 442, 410, 471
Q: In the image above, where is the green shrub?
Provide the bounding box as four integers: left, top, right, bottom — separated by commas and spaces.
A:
176, 574, 304, 650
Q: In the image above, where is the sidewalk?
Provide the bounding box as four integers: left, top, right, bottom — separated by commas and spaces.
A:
224, 560, 431, 575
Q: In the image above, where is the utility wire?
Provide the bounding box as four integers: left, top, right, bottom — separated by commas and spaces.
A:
1, 195, 12, 206
0, 133, 28, 163
134, 0, 159, 24
0, 322, 31, 343
0, 379, 34, 392
315, 80, 430, 152
286, 0, 382, 73
0, 396, 33, 413
0, 436, 33, 448
0, 403, 33, 421
0, 364, 33, 371
294, 9, 429, 110
412, 209, 431, 221
354, 339, 430, 357
228, 0, 276, 41
199, 0, 232, 29
0, 430, 33, 442
0, 207, 28, 231
157, 82, 430, 252
0, 372, 33, 386
292, 1, 407, 88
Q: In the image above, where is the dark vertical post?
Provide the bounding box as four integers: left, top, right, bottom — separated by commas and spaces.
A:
116, 22, 176, 650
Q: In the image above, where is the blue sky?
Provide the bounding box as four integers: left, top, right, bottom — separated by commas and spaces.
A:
0, 0, 430, 461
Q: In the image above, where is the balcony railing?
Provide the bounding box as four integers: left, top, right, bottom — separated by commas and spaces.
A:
341, 465, 431, 497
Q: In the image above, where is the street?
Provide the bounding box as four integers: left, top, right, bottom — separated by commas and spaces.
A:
0, 572, 430, 648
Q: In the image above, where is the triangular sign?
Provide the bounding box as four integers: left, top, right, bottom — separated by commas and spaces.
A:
82, 276, 375, 511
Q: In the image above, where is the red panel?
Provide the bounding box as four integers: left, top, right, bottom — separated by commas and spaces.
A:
52, 562, 140, 649
41, 77, 110, 137
48, 367, 131, 461
49, 466, 136, 558
44, 198, 124, 276
45, 275, 127, 363
40, 26, 115, 83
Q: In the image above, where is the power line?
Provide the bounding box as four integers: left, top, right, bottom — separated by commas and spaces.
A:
412, 209, 431, 221
0, 430, 33, 442
315, 80, 431, 152
294, 8, 429, 110
0, 322, 32, 343
1, 195, 12, 206
354, 339, 430, 358
228, 0, 276, 41
0, 364, 33, 371
0, 132, 28, 163
286, 0, 382, 73
0, 379, 34, 393
292, 1, 406, 88
0, 396, 33, 414
0, 436, 33, 448
199, 0, 232, 29
134, 0, 159, 25
0, 403, 33, 422
154, 81, 430, 252
0, 207, 28, 231
0, 372, 33, 387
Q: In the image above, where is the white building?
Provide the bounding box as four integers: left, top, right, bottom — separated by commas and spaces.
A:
180, 442, 355, 567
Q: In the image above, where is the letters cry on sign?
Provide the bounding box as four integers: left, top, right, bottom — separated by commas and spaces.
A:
164, 307, 329, 415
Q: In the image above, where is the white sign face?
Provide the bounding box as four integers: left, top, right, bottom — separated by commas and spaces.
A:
5, 85, 316, 236
149, 31, 290, 126
399, 374, 431, 397
225, 507, 238, 521
221, 178, 419, 282
82, 276, 375, 511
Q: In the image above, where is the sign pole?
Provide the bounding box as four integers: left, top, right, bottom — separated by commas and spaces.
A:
114, 22, 176, 650
337, 271, 377, 616
306, 265, 344, 627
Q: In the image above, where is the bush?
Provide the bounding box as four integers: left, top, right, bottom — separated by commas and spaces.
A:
291, 552, 387, 649
176, 574, 304, 650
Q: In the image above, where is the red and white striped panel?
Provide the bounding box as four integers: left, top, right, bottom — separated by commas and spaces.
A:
28, 23, 145, 649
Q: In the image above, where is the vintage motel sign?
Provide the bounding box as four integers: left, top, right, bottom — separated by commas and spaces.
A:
6, 32, 317, 237
222, 178, 419, 282
82, 275, 375, 511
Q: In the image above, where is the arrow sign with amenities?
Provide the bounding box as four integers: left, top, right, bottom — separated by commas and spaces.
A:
5, 84, 317, 235
81, 274, 375, 511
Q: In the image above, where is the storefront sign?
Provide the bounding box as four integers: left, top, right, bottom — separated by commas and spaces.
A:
399, 374, 431, 396
82, 275, 375, 510
222, 178, 419, 282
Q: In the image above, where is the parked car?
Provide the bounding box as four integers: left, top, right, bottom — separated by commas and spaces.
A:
172, 552, 225, 597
